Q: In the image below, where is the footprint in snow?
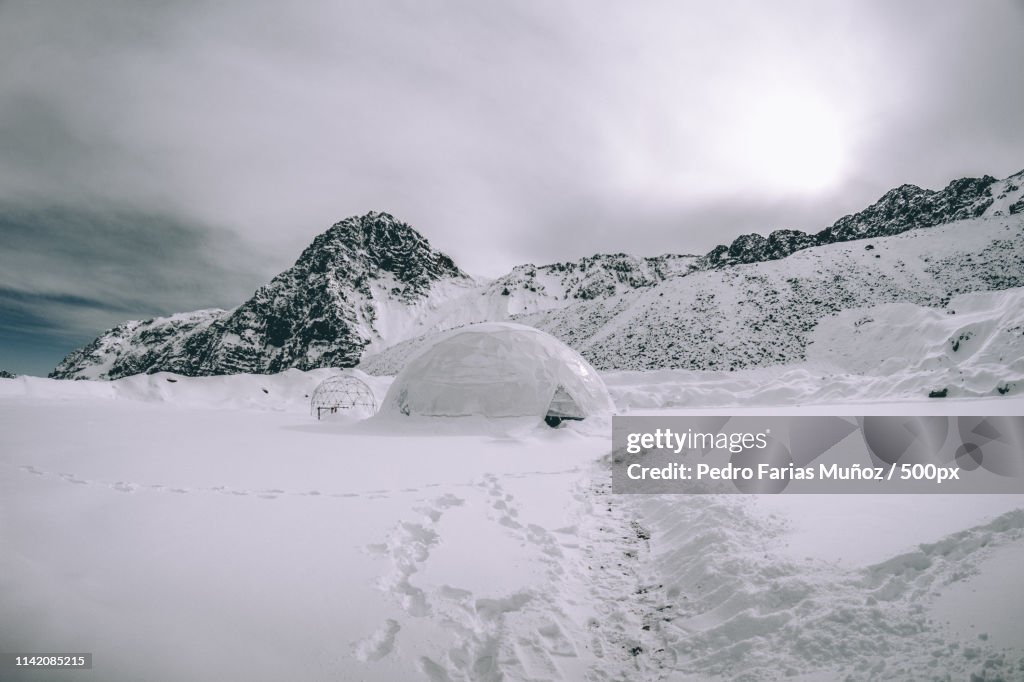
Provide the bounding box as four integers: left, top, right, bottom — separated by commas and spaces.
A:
256, 488, 284, 499
437, 584, 473, 601
433, 493, 465, 509
499, 516, 523, 530
353, 619, 401, 662
536, 620, 577, 657
417, 656, 453, 682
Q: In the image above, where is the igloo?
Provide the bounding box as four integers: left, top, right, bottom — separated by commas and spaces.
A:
381, 322, 614, 424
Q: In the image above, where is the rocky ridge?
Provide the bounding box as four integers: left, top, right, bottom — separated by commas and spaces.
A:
699, 171, 1023, 268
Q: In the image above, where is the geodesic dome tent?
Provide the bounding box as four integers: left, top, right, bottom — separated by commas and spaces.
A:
310, 374, 378, 419
380, 322, 614, 424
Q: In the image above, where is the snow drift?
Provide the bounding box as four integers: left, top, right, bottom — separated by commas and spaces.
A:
807, 288, 1024, 399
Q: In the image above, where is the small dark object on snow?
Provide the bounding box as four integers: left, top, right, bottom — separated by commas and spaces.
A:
545, 415, 582, 428
631, 520, 651, 540
928, 388, 948, 398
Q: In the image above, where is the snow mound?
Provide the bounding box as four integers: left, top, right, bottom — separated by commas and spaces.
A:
809, 288, 1024, 398
0, 368, 391, 414
380, 322, 614, 419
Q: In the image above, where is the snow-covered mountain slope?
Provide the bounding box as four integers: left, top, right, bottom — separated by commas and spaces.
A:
51, 171, 1024, 380
392, 252, 700, 334
52, 309, 228, 380
362, 215, 1024, 373
52, 225, 697, 380
478, 253, 698, 312
538, 215, 1024, 371
699, 169, 1024, 268
600, 287, 1024, 408
51, 212, 476, 379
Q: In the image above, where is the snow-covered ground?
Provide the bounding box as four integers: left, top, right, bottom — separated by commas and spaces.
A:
2, 367, 1023, 682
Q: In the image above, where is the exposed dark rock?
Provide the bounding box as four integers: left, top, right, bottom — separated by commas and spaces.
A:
697, 174, 1002, 269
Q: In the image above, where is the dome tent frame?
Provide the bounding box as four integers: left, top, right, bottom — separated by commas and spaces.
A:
310, 374, 378, 419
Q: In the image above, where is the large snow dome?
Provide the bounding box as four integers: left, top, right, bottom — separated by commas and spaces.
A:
381, 322, 614, 421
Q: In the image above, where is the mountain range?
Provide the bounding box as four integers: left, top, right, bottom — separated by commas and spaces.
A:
51, 170, 1024, 379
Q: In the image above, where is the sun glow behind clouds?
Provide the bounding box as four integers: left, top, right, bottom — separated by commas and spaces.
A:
609, 85, 855, 204
728, 89, 851, 193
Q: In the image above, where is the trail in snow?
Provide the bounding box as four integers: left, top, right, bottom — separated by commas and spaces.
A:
360, 472, 594, 681
346, 451, 1024, 681
12, 461, 583, 502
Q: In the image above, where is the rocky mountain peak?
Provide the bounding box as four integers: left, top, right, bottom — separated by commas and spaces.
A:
296, 211, 467, 292
50, 212, 471, 379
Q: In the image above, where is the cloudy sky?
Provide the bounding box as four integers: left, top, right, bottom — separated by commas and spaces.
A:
2, 0, 1023, 375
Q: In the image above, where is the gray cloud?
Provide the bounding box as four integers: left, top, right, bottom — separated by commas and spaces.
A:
1, 0, 1022, 372
0, 203, 265, 309
0, 202, 273, 373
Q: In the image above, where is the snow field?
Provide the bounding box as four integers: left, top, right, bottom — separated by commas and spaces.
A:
1, 368, 1023, 680
0, 398, 612, 681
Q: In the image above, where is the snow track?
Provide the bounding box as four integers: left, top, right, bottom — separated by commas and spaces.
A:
614, 495, 1024, 681
14, 462, 460, 501
353, 460, 1024, 681
359, 472, 592, 681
